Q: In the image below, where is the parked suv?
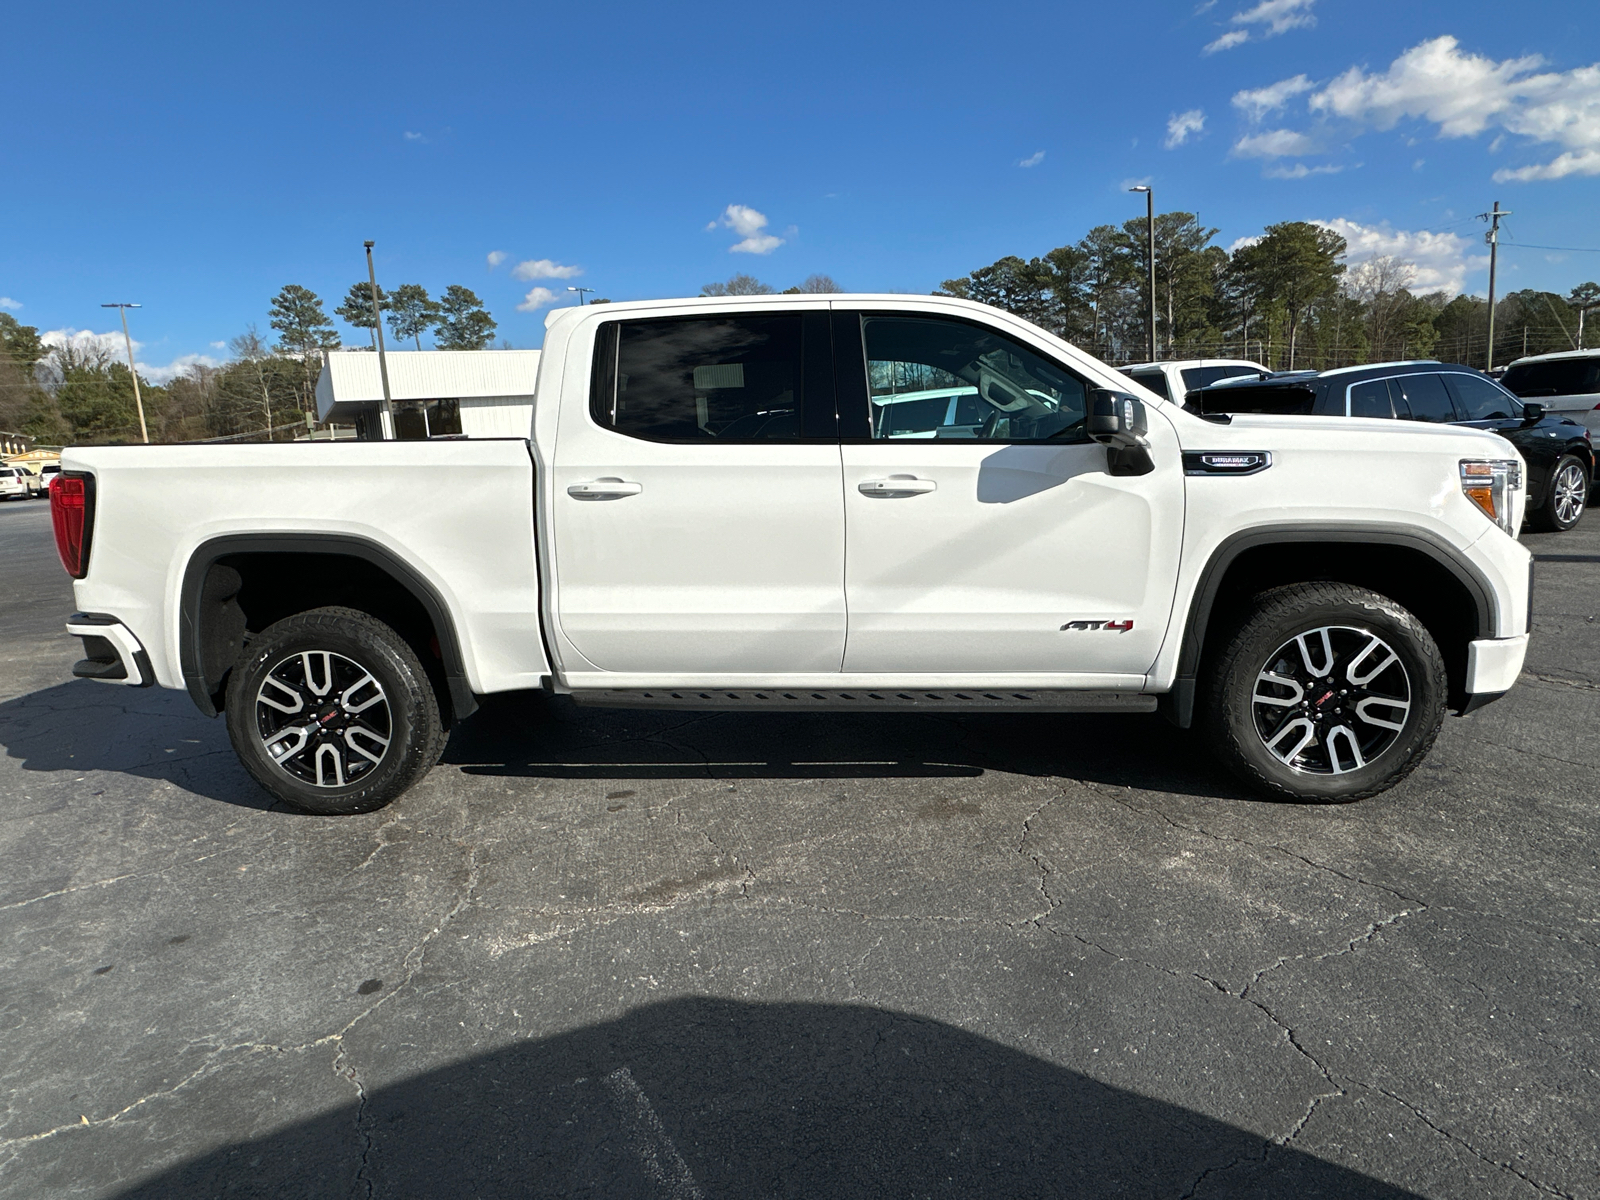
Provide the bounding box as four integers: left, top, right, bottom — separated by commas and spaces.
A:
1194, 361, 1593, 531
1119, 359, 1268, 407
1500, 350, 1600, 440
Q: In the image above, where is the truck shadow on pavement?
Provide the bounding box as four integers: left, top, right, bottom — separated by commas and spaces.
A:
444, 691, 1257, 801
112, 996, 1416, 1200
0, 683, 1260, 809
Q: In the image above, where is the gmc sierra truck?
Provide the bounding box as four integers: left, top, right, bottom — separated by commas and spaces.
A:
52, 294, 1533, 812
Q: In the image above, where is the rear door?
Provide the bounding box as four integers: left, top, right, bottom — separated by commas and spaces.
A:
548, 308, 846, 676
835, 306, 1185, 679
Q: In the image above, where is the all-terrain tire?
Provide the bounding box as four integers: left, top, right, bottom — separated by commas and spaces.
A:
1204, 582, 1446, 803
225, 606, 445, 814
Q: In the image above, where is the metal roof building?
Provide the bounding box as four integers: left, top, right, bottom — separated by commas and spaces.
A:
315, 349, 541, 439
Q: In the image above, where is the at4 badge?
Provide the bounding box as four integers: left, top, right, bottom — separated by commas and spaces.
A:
1060, 620, 1135, 632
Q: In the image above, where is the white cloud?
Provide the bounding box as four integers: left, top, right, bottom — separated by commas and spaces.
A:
1264, 162, 1345, 178
1203, 0, 1314, 52
712, 204, 785, 255
1194, 0, 1218, 13
0, 297, 20, 311
486, 250, 507, 269
1203, 30, 1249, 54
140, 353, 222, 385
209, 340, 226, 350
1232, 74, 1314, 122
1018, 150, 1045, 168
1306, 36, 1600, 183
1232, 127, 1319, 158
1165, 110, 1206, 148
1315, 217, 1488, 296
516, 287, 561, 312
40, 329, 224, 384
511, 258, 582, 280
404, 131, 426, 142
1229, 235, 1262, 252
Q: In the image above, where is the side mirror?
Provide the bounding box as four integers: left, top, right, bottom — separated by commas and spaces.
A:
1521, 401, 1545, 423
1088, 389, 1149, 449
1088, 389, 1154, 476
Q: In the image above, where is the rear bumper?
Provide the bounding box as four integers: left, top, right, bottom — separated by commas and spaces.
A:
65, 613, 154, 687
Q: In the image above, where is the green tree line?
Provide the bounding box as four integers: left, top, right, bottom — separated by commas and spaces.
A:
937, 215, 1599, 372
0, 282, 498, 446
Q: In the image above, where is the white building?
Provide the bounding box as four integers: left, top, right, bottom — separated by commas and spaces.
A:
315, 349, 540, 439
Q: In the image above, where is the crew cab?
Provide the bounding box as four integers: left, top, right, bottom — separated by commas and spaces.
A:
1118, 358, 1268, 407
53, 295, 1534, 812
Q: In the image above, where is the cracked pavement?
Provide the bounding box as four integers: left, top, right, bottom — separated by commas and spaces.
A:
0, 499, 1595, 1198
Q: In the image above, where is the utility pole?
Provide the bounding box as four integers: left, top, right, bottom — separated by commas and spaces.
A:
1479, 201, 1511, 371
364, 241, 396, 440
100, 303, 149, 443
1129, 186, 1156, 361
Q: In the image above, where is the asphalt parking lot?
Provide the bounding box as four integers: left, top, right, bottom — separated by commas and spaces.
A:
0, 493, 1595, 1199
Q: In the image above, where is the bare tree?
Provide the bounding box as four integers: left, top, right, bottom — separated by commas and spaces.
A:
1345, 256, 1418, 361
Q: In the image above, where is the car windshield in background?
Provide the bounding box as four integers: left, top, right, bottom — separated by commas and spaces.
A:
1180, 365, 1260, 391
1198, 383, 1317, 415
1501, 359, 1600, 397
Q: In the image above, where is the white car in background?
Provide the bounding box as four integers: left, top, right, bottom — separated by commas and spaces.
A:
0, 467, 31, 501
1119, 359, 1269, 408
1500, 350, 1600, 439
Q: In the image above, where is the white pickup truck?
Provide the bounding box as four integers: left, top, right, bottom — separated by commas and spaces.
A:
53, 294, 1533, 812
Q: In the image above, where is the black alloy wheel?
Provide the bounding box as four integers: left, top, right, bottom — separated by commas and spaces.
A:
1206, 582, 1446, 803
225, 606, 445, 814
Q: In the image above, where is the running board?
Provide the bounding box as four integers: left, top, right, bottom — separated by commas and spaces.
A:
568, 688, 1158, 713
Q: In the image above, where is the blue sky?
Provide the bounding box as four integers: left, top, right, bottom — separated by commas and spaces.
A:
2, 0, 1597, 379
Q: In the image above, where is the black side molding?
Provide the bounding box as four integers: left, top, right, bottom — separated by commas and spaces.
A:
1164, 523, 1499, 728
178, 534, 477, 722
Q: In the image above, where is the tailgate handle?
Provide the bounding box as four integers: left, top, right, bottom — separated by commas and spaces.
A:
858, 475, 937, 497
567, 478, 643, 500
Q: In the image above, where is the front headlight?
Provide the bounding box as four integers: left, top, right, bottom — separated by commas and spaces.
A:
1460, 458, 1523, 535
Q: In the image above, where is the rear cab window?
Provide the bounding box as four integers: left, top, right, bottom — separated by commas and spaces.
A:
1120, 369, 1170, 400
590, 313, 831, 442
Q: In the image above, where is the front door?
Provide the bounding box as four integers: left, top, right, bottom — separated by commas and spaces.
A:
837, 309, 1184, 679
550, 309, 845, 676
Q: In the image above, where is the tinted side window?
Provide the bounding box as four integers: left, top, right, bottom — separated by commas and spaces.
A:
592, 314, 808, 442
1180, 365, 1258, 392
864, 316, 1088, 442
1445, 373, 1521, 421
1501, 359, 1600, 397
1123, 370, 1170, 400
1393, 373, 1457, 423
1347, 379, 1395, 418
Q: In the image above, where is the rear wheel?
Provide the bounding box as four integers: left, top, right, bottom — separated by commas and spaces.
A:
1205, 583, 1446, 803
225, 607, 444, 814
1531, 454, 1588, 532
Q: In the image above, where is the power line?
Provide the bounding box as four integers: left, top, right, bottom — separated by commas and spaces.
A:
1499, 242, 1600, 253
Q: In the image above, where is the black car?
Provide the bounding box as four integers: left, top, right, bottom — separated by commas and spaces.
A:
1191, 361, 1594, 532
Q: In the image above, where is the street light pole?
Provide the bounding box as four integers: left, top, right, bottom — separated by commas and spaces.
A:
1129, 186, 1156, 362
568, 286, 595, 305
1480, 200, 1511, 371
364, 241, 396, 440
100, 303, 149, 443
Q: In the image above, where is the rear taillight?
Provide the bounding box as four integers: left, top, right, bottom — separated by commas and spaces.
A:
51, 473, 95, 578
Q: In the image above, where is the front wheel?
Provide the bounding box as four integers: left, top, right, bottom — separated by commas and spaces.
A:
1205, 583, 1446, 803
225, 607, 445, 814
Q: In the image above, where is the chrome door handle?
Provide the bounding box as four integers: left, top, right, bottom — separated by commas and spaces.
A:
858, 475, 937, 497
567, 478, 643, 500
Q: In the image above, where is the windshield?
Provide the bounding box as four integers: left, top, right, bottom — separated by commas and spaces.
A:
1180, 365, 1261, 392
1501, 359, 1600, 397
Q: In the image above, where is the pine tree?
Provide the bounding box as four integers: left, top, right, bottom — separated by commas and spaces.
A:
335, 282, 387, 349
387, 284, 441, 350
434, 286, 497, 350
268, 285, 340, 414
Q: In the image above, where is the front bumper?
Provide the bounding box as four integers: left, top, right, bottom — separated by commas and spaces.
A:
1458, 633, 1529, 714
65, 613, 154, 687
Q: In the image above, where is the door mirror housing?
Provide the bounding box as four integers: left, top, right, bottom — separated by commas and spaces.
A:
1088, 389, 1149, 449
1520, 401, 1545, 423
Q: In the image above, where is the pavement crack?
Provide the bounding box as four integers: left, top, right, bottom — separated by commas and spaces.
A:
1015, 794, 1061, 925
0, 847, 245, 912
333, 1044, 376, 1199
1375, 1087, 1575, 1199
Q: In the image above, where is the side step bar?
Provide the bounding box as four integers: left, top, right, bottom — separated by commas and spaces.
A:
568, 688, 1157, 714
